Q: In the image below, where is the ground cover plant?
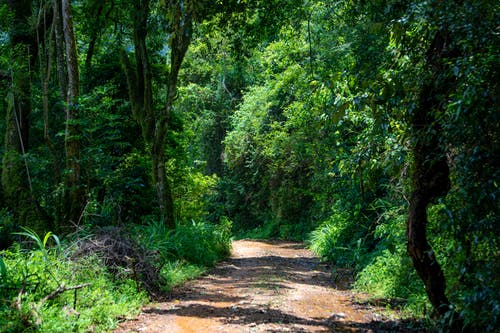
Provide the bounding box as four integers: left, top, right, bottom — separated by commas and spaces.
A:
0, 220, 231, 332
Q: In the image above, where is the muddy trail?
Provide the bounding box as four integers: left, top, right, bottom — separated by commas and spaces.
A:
115, 240, 426, 332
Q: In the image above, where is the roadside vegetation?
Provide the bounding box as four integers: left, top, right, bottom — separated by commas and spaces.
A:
0, 0, 497, 332
0, 220, 231, 332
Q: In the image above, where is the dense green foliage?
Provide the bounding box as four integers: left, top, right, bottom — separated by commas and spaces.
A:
210, 1, 498, 331
0, 228, 147, 332
0, 222, 231, 332
0, 0, 498, 332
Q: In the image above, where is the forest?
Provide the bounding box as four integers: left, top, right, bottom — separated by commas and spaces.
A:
0, 0, 498, 332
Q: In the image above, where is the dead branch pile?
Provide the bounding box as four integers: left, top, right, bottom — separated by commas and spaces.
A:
71, 226, 164, 296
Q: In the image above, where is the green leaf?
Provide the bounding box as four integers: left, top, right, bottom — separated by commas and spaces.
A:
0, 257, 6, 280
14, 226, 44, 251
51, 234, 61, 250
43, 231, 53, 248
332, 102, 350, 124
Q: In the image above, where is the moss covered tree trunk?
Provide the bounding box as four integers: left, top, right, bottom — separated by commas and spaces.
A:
1, 0, 51, 241
61, 0, 84, 227
121, 0, 192, 228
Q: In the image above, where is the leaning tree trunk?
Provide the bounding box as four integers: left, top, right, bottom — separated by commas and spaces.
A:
61, 0, 84, 227
407, 137, 450, 315
407, 30, 455, 317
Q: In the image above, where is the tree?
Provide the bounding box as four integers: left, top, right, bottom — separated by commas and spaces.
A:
406, 29, 453, 317
1, 0, 50, 238
121, 0, 193, 228
60, 0, 84, 227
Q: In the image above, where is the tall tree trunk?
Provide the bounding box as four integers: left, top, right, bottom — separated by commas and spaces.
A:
83, 2, 104, 78
151, 142, 175, 227
51, 0, 66, 227
61, 0, 84, 227
153, 1, 192, 227
53, 0, 67, 99
39, 4, 61, 187
37, 1, 62, 230
2, 0, 50, 240
121, 0, 192, 228
407, 30, 454, 317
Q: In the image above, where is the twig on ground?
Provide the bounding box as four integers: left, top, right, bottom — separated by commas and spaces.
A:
32, 283, 91, 325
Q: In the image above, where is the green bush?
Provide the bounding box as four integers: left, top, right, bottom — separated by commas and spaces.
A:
174, 170, 219, 223
308, 207, 366, 267
134, 217, 232, 291
0, 230, 147, 333
160, 261, 206, 292
170, 218, 232, 267
354, 247, 425, 302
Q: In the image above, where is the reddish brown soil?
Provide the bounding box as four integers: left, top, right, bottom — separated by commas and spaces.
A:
115, 240, 426, 332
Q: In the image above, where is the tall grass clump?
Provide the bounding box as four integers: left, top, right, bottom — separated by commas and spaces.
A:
308, 208, 366, 267
171, 218, 232, 266
134, 217, 233, 291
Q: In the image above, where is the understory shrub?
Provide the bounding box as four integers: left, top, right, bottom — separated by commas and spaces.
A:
1, 219, 233, 332
308, 207, 366, 267
354, 247, 426, 308
0, 235, 147, 333
309, 202, 431, 316
135, 218, 232, 268
171, 219, 232, 266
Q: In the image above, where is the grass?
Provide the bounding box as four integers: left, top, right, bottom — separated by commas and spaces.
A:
161, 261, 206, 292
0, 218, 233, 332
0, 244, 147, 333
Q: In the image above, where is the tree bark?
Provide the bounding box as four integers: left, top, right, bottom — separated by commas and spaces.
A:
407, 30, 453, 317
39, 0, 62, 192
53, 0, 67, 99
151, 142, 175, 227
2, 0, 50, 237
155, 1, 192, 227
61, 0, 84, 227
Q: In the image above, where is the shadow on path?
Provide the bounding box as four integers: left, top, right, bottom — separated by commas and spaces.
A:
116, 240, 429, 333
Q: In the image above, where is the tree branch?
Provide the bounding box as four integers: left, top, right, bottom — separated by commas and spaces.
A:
38, 283, 91, 304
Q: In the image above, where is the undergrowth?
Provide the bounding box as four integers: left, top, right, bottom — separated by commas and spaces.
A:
308, 205, 431, 317
0, 218, 232, 332
234, 218, 312, 241
307, 198, 499, 332
0, 231, 147, 333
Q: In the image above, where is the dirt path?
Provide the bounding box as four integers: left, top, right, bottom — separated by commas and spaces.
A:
115, 240, 423, 332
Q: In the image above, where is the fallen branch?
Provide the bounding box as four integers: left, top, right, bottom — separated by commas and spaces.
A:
32, 283, 91, 326
38, 283, 91, 304
14, 281, 27, 311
